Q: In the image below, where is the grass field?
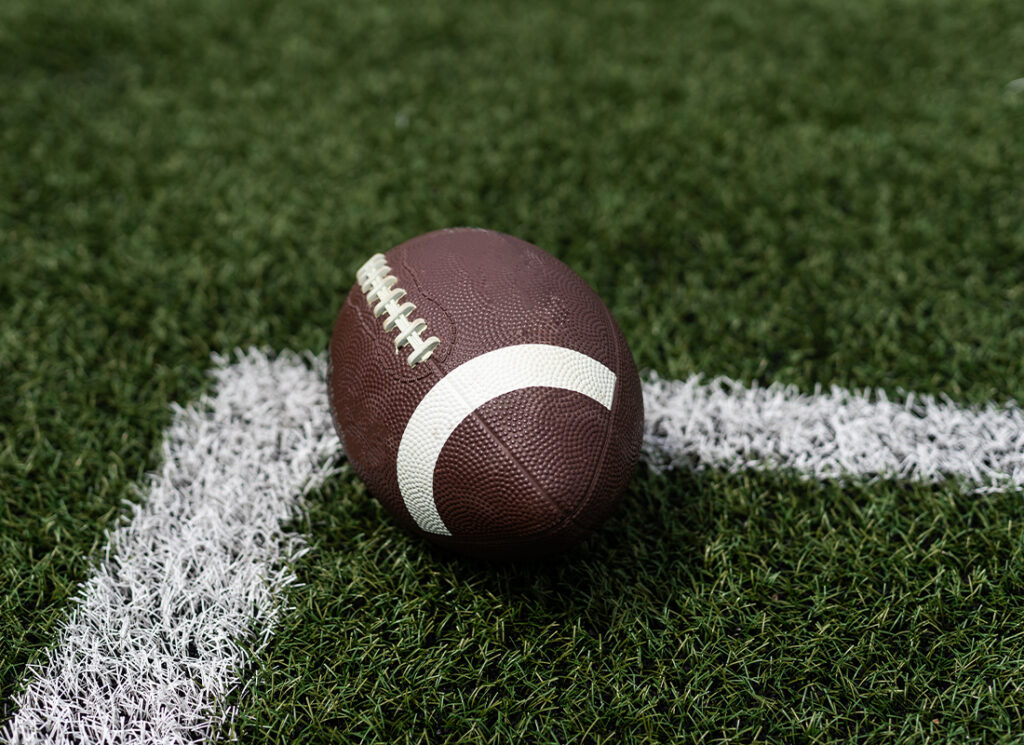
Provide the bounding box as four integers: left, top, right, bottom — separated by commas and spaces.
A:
2, 0, 1024, 742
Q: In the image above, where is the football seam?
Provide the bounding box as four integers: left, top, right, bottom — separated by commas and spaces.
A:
421, 292, 623, 545
531, 299, 622, 540
426, 356, 569, 530
427, 346, 622, 547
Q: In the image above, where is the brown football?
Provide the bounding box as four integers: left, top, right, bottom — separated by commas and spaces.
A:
328, 228, 644, 560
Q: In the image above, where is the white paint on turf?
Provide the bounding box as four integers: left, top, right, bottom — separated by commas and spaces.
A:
643, 373, 1024, 492
6, 349, 340, 745
7, 350, 1023, 743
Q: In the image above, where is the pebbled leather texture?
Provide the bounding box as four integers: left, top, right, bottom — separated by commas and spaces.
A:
329, 228, 644, 560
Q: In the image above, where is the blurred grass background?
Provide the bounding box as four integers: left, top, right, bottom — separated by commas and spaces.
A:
2, 0, 1023, 742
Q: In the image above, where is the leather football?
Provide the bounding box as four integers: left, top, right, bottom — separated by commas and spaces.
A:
328, 228, 644, 560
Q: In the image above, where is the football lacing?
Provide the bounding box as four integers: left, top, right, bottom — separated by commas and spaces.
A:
355, 253, 441, 367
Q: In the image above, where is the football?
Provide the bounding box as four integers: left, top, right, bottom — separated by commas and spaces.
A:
328, 228, 644, 560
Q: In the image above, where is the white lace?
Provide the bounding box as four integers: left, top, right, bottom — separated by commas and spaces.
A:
355, 254, 441, 366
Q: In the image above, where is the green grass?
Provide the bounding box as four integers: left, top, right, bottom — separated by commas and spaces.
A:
2, 0, 1024, 742
235, 474, 1024, 744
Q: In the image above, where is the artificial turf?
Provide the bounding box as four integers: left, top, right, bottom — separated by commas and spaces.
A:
2, 0, 1024, 742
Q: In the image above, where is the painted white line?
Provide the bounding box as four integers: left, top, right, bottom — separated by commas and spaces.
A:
7, 352, 1023, 743
643, 373, 1024, 492
6, 349, 340, 745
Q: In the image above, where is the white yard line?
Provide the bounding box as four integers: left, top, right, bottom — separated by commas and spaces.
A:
642, 373, 1024, 492
6, 349, 339, 745
7, 351, 1023, 744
